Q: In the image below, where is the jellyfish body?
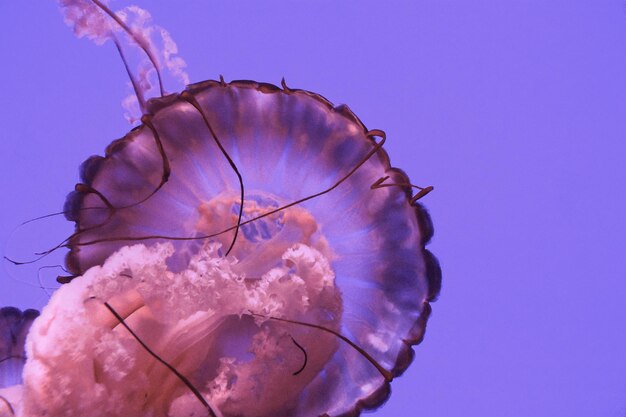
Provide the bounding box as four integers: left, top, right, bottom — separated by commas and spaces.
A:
0, 308, 39, 390
0, 1, 441, 415
0, 308, 39, 417
21, 79, 441, 417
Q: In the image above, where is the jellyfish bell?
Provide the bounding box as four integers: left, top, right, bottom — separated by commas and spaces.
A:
0, 308, 39, 389
0, 2, 441, 416
0, 308, 39, 416
45, 79, 441, 417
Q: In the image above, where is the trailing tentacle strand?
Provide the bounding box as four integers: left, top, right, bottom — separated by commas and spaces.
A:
89, 0, 165, 97
371, 175, 434, 204
180, 91, 245, 257
102, 302, 218, 417
249, 313, 394, 382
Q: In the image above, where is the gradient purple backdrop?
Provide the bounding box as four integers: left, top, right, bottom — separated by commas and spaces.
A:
1, 1, 625, 416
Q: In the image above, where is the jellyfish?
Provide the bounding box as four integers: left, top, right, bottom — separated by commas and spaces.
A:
0, 2, 441, 416
0, 307, 39, 415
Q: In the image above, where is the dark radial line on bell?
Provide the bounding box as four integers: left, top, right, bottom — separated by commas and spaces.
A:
181, 91, 244, 257
103, 302, 218, 417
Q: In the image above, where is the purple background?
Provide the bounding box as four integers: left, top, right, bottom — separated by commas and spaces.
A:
1, 1, 625, 416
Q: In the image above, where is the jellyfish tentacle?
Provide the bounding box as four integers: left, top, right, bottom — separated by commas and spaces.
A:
38, 183, 120, 259
365, 128, 386, 140
180, 90, 245, 257
73, 183, 115, 212
3, 254, 44, 267
89, 0, 165, 97
102, 301, 218, 417
139, 114, 172, 198
411, 186, 435, 203
113, 38, 147, 112
5, 182, 119, 277
63, 127, 387, 250
36, 265, 64, 296
248, 313, 394, 382
52, 80, 439, 416
290, 336, 308, 376
371, 175, 434, 203
0, 355, 24, 365
0, 394, 14, 416
13, 116, 170, 274
5, 123, 167, 270
3, 208, 102, 265
55, 275, 78, 285
280, 77, 293, 93
61, 116, 171, 233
